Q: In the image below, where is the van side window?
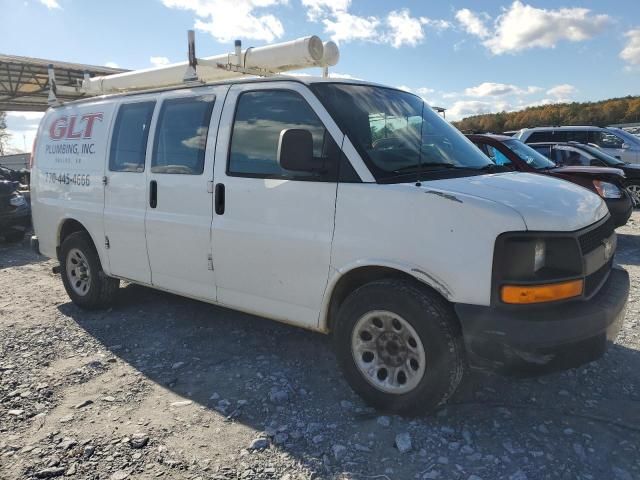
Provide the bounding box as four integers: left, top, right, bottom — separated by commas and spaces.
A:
151, 95, 215, 175
109, 101, 155, 172
228, 90, 339, 181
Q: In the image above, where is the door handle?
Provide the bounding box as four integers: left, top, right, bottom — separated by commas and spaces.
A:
150, 180, 157, 208
215, 183, 225, 215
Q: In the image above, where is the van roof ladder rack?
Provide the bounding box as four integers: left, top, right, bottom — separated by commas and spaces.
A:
46, 31, 340, 105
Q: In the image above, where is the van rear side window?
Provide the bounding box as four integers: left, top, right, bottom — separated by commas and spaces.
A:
109, 101, 156, 172
151, 96, 215, 175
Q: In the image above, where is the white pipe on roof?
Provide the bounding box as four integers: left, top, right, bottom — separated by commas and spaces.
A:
82, 35, 329, 95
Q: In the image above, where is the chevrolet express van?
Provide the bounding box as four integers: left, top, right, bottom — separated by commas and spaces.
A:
31, 77, 629, 414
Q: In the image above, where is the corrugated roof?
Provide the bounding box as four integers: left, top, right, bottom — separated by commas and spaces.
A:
0, 54, 127, 112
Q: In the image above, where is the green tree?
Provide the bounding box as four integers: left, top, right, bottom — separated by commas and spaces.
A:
453, 96, 640, 132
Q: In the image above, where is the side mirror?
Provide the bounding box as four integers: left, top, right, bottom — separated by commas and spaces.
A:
277, 129, 315, 172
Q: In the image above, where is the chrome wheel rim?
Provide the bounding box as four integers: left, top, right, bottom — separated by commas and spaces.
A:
627, 185, 640, 208
351, 310, 426, 394
66, 248, 91, 296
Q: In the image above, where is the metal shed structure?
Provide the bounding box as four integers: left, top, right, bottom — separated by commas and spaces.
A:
0, 54, 126, 112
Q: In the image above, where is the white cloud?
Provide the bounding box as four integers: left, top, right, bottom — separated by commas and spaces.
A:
322, 10, 380, 44
456, 1, 610, 55
304, 2, 447, 48
161, 0, 286, 43
464, 82, 541, 97
455, 8, 490, 39
38, 0, 61, 9
301, 0, 349, 21
150, 56, 171, 67
386, 9, 426, 48
448, 100, 514, 121
546, 84, 577, 98
328, 72, 362, 80
383, 10, 450, 48
620, 29, 640, 67
416, 87, 435, 96
105, 61, 119, 68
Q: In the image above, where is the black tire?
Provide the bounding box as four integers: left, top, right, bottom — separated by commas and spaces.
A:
60, 231, 119, 309
3, 229, 25, 243
333, 278, 466, 415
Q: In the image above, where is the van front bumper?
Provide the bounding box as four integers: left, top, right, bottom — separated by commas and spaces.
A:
454, 267, 629, 375
604, 194, 633, 227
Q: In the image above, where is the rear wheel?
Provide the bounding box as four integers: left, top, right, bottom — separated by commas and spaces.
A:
60, 232, 119, 309
627, 183, 640, 208
333, 278, 466, 415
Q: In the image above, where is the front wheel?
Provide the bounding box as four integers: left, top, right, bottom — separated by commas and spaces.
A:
333, 278, 466, 415
60, 232, 119, 309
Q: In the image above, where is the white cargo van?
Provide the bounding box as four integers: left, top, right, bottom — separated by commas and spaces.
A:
30, 39, 629, 414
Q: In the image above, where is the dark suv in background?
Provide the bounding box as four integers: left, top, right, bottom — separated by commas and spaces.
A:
467, 134, 633, 227
529, 142, 640, 207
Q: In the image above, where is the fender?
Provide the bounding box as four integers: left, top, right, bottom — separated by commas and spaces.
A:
318, 259, 455, 332
56, 216, 111, 276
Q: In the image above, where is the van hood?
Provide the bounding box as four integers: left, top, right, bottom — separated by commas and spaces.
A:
421, 172, 608, 231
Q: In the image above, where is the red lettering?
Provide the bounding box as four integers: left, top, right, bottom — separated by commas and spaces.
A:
49, 116, 68, 140
81, 113, 103, 138
66, 116, 82, 139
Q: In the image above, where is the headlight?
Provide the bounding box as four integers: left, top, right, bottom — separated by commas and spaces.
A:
9, 193, 26, 207
493, 233, 583, 304
593, 180, 622, 199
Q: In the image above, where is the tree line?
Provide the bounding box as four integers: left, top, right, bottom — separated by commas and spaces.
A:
452, 96, 640, 133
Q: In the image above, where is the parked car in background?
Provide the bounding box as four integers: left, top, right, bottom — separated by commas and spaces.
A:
515, 126, 640, 164
0, 180, 31, 242
467, 134, 633, 227
529, 142, 640, 207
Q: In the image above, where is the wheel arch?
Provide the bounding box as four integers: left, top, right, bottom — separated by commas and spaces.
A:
320, 262, 454, 333
56, 218, 103, 265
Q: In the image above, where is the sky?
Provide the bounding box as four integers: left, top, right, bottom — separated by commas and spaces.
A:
1, 0, 639, 152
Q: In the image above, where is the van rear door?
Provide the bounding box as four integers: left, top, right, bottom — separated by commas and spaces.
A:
211, 82, 343, 328
144, 87, 226, 300
104, 99, 156, 284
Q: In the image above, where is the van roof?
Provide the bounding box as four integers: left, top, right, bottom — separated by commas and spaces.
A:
47, 75, 385, 110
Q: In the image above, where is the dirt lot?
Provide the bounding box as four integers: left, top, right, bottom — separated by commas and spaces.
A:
1, 214, 639, 480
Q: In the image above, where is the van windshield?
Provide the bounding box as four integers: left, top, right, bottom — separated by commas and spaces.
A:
311, 83, 492, 182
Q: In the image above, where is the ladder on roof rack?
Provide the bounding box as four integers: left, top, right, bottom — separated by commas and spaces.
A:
47, 31, 340, 105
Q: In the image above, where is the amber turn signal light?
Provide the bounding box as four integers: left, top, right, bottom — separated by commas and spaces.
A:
501, 279, 584, 304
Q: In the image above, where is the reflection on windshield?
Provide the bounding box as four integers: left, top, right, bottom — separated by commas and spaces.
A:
311, 83, 492, 181
503, 139, 556, 170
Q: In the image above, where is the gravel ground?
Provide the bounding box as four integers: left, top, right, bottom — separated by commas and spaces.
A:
1, 213, 639, 480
